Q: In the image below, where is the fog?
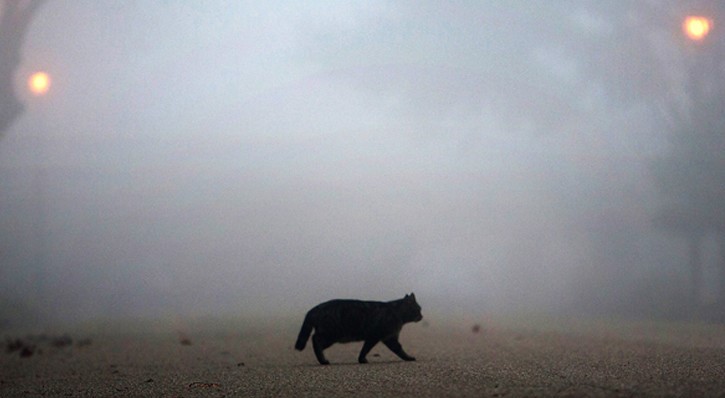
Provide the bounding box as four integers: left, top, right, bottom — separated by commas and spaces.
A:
1, 1, 723, 326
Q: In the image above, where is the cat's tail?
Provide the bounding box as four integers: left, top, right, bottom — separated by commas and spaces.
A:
295, 313, 313, 351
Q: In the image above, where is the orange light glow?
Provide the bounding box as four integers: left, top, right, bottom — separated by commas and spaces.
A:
683, 16, 712, 41
28, 71, 51, 95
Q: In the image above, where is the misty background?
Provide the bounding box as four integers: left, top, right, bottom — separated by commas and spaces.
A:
1, 1, 723, 326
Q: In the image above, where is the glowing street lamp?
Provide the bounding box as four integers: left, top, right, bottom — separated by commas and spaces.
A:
28, 71, 51, 96
683, 16, 712, 42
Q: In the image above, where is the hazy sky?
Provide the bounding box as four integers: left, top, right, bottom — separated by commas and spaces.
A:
0, 1, 712, 323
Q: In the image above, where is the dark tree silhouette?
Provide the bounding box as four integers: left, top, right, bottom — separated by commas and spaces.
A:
0, 0, 47, 138
0, 0, 47, 328
567, 1, 725, 311
650, 9, 725, 307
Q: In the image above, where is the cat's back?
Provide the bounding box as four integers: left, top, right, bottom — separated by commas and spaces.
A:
310, 298, 384, 314
306, 299, 388, 325
306, 299, 387, 341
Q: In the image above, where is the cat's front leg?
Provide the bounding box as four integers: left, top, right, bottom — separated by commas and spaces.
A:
358, 339, 378, 364
383, 337, 415, 361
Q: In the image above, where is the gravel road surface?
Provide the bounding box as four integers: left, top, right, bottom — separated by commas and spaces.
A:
2, 316, 724, 397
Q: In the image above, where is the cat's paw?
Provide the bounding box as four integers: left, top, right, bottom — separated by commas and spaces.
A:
319, 360, 330, 365
358, 358, 368, 364
403, 356, 416, 361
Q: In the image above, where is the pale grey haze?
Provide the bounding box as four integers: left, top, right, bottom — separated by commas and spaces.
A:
1, 1, 723, 325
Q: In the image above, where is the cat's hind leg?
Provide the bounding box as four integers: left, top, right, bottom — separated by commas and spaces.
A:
358, 339, 379, 364
312, 334, 332, 365
383, 337, 416, 361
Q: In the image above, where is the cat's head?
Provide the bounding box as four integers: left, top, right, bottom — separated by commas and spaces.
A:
401, 293, 423, 323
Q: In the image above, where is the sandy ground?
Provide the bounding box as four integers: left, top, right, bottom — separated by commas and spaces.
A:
2, 316, 725, 397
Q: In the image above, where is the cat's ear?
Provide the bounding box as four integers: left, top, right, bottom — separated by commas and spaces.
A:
410, 292, 415, 298
404, 293, 410, 298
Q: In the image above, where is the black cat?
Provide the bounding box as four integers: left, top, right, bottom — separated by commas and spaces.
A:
295, 293, 423, 365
